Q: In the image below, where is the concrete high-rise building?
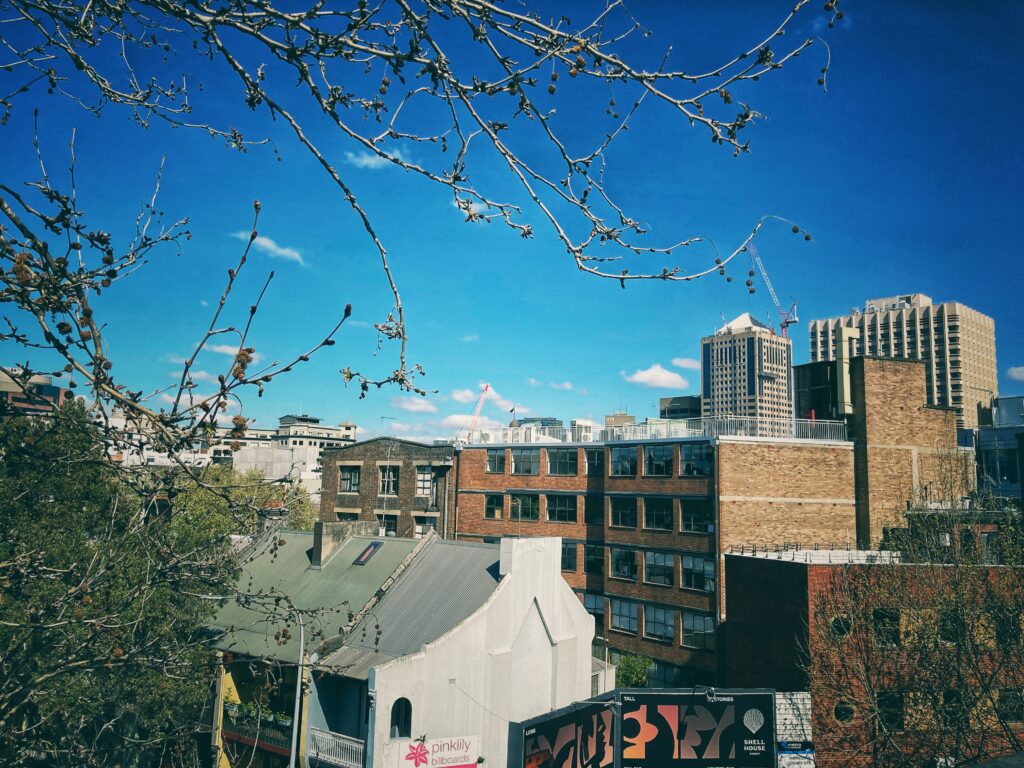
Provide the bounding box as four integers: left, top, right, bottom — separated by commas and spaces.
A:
701, 313, 793, 423
808, 294, 997, 428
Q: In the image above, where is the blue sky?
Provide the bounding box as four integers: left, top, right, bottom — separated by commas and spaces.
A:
2, 1, 1022, 440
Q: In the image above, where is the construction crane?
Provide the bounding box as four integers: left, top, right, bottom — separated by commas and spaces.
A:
453, 384, 491, 443
747, 242, 798, 337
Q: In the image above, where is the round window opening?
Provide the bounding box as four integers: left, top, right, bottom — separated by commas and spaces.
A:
831, 616, 852, 637
834, 701, 855, 723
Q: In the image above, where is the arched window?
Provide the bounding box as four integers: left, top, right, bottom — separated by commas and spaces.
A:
390, 697, 412, 739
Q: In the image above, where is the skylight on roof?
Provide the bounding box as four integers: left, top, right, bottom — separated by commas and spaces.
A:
354, 540, 383, 566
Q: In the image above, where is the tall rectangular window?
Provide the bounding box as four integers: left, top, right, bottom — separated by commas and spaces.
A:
584, 495, 605, 525
510, 494, 539, 520
486, 449, 506, 473
584, 545, 604, 575
681, 499, 714, 533
609, 446, 636, 476
415, 466, 432, 496
878, 692, 904, 732
681, 611, 715, 650
644, 445, 673, 476
546, 495, 578, 523
484, 494, 503, 520
611, 548, 637, 581
998, 689, 1024, 723
379, 466, 399, 495
511, 448, 540, 475
644, 605, 675, 642
561, 543, 577, 572
610, 497, 637, 528
547, 448, 578, 476
682, 555, 715, 592
644, 552, 674, 586
680, 444, 712, 476
610, 599, 638, 634
586, 448, 604, 477
339, 466, 361, 492
643, 498, 673, 530
873, 608, 901, 648
583, 593, 605, 619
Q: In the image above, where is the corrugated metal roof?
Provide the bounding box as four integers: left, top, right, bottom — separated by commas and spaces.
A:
326, 538, 500, 664
323, 646, 398, 680
210, 532, 419, 661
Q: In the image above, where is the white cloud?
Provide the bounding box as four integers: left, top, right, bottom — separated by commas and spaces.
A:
460, 334, 480, 343
451, 198, 489, 216
450, 384, 529, 414
550, 381, 574, 391
435, 414, 504, 431
206, 343, 264, 364
623, 364, 689, 390
571, 417, 601, 428
200, 300, 210, 308
671, 357, 701, 371
168, 369, 219, 384
391, 396, 438, 413
231, 231, 305, 266
344, 148, 408, 169
526, 377, 542, 387
1008, 366, 1024, 383
451, 388, 477, 404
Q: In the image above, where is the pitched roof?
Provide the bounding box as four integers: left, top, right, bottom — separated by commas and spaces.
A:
717, 312, 773, 334
210, 531, 419, 661
324, 538, 501, 674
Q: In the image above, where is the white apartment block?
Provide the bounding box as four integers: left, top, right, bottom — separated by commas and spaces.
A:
701, 313, 793, 424
808, 294, 997, 428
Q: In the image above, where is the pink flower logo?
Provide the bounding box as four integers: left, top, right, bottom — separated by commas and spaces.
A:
405, 742, 429, 768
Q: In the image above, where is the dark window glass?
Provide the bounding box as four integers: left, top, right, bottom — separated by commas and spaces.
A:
547, 495, 578, 523
873, 608, 901, 648
547, 448, 578, 476
644, 445, 673, 476
644, 498, 673, 530
511, 448, 539, 475
681, 499, 714, 533
510, 494, 539, 520
339, 466, 361, 492
610, 446, 637, 477
390, 697, 412, 739
486, 449, 506, 473
584, 494, 605, 525
878, 692, 904, 731
584, 546, 604, 575
644, 552, 674, 586
681, 611, 715, 650
998, 689, 1024, 722
938, 608, 964, 644
644, 605, 675, 642
610, 497, 637, 528
379, 466, 399, 495
561, 542, 577, 572
484, 494, 503, 520
611, 548, 637, 581
995, 608, 1021, 648
610, 599, 638, 633
680, 444, 712, 476
647, 661, 682, 689
586, 448, 604, 477
682, 555, 715, 592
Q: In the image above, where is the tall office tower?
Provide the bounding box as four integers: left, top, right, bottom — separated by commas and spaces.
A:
808, 294, 997, 428
701, 313, 793, 422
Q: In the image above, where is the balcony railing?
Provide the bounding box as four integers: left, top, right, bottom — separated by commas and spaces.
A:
460, 417, 848, 445
309, 727, 365, 768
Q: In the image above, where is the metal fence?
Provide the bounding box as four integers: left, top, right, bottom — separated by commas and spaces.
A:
309, 728, 365, 768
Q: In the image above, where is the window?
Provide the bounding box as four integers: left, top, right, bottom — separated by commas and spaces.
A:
942, 689, 965, 728
611, 548, 637, 581
938, 608, 963, 645
547, 495, 578, 523
377, 514, 398, 535
682, 611, 715, 650
339, 466, 361, 492
511, 448, 540, 475
644, 605, 675, 642
548, 448, 578, 476
644, 445, 673, 476
610, 497, 637, 528
584, 546, 604, 575
486, 449, 506, 473
390, 697, 412, 739
682, 555, 715, 592
643, 498, 673, 531
647, 661, 682, 689
561, 543, 577, 572
681, 499, 714, 533
644, 552, 674, 586
831, 616, 852, 638
833, 701, 855, 723
484, 494, 503, 520
878, 692, 904, 732
610, 599, 638, 634
510, 494, 539, 520
680, 444, 712, 476
584, 494, 605, 525
998, 689, 1024, 722
379, 466, 399, 495
609, 446, 637, 476
995, 607, 1021, 648
415, 466, 432, 497
586, 448, 604, 477
873, 608, 901, 647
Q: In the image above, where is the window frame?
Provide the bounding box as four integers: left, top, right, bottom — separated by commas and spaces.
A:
546, 494, 578, 523
485, 449, 506, 474
643, 497, 673, 531
681, 555, 715, 593
585, 448, 605, 477
679, 444, 712, 477
681, 610, 715, 650
414, 465, 432, 497
338, 465, 361, 493
610, 496, 638, 528
584, 545, 604, 575
510, 448, 540, 476
643, 604, 675, 643
609, 598, 638, 634
378, 465, 399, 495
484, 494, 503, 520
643, 444, 673, 477
547, 448, 579, 476
509, 493, 540, 521
644, 551, 674, 586
560, 542, 577, 572
680, 498, 715, 533
609, 446, 637, 477
610, 548, 638, 581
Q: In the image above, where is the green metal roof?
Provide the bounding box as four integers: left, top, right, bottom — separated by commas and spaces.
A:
210, 531, 418, 661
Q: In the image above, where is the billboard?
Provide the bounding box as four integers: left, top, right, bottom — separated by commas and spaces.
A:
397, 735, 481, 768
620, 691, 776, 768
520, 701, 614, 768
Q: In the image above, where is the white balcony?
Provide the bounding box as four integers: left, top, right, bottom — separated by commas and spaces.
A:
309, 727, 365, 768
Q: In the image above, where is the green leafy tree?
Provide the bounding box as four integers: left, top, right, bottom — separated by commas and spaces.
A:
616, 654, 653, 688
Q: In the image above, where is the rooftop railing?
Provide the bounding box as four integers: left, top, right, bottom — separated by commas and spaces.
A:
460, 416, 848, 445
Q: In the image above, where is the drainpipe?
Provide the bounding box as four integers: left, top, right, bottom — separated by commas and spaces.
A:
836, 326, 861, 416
289, 613, 305, 768
452, 444, 463, 540
211, 651, 226, 767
